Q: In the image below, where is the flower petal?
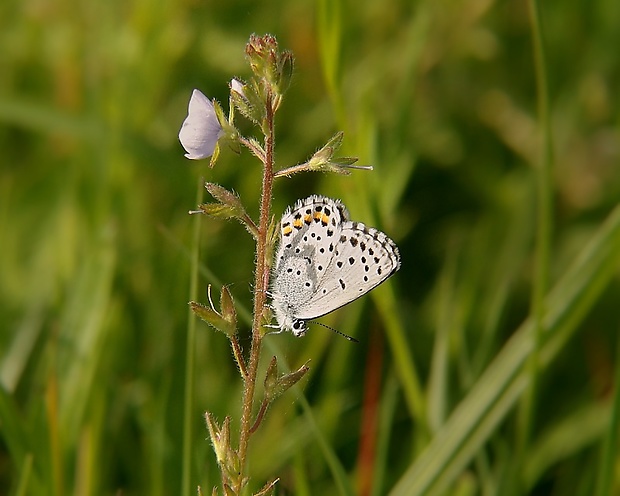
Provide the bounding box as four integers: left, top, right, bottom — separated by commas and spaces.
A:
179, 89, 223, 160
230, 78, 246, 98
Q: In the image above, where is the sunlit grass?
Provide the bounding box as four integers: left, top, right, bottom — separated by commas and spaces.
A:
1, 0, 619, 494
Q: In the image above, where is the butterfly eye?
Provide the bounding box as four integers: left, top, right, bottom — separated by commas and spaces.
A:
292, 320, 307, 337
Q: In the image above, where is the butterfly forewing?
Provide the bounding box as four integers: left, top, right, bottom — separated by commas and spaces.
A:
275, 195, 348, 276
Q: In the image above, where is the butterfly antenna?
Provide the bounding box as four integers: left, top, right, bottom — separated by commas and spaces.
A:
308, 321, 359, 343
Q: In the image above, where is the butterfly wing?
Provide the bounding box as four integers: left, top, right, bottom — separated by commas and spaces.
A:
274, 195, 349, 268
292, 221, 400, 321
271, 196, 350, 330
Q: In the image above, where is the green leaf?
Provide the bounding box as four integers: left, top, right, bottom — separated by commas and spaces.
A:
263, 356, 310, 403
190, 301, 236, 337
196, 203, 240, 220
205, 183, 245, 214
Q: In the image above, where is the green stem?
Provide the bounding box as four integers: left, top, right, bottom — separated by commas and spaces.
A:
182, 177, 204, 495
595, 332, 620, 496
236, 91, 276, 492
518, 0, 553, 484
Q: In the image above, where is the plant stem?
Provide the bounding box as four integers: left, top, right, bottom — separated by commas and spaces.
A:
595, 331, 620, 496
249, 400, 270, 435
182, 177, 203, 496
517, 0, 553, 485
236, 90, 276, 491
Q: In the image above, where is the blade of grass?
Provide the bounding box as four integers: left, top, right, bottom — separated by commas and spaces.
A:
157, 223, 253, 327
292, 450, 312, 496
524, 401, 610, 490
0, 384, 31, 485
316, 4, 424, 425
15, 453, 34, 496
0, 299, 45, 392
517, 0, 554, 484
264, 339, 355, 496
296, 393, 356, 496
390, 204, 620, 496
595, 332, 620, 496
58, 236, 117, 441
375, 282, 426, 424
316, 0, 344, 123
181, 176, 204, 496
372, 371, 400, 496
427, 237, 459, 433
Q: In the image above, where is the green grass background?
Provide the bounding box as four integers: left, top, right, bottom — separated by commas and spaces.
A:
1, 0, 620, 495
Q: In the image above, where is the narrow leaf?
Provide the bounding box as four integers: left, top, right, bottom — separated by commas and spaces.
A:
205, 183, 242, 208
264, 359, 310, 403
197, 203, 241, 220
390, 204, 620, 496
190, 301, 236, 337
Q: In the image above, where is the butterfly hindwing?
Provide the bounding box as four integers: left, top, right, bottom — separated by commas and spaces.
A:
293, 221, 400, 320
274, 195, 348, 282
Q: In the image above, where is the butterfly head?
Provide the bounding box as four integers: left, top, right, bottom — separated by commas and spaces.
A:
291, 319, 308, 337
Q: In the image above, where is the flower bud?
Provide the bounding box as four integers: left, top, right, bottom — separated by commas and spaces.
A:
263, 357, 310, 403
219, 285, 237, 332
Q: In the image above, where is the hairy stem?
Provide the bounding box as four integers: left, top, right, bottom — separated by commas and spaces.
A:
236, 90, 276, 491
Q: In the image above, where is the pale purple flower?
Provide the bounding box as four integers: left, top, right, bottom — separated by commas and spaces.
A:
179, 89, 224, 160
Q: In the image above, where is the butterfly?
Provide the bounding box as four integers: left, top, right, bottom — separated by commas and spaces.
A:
271, 195, 400, 337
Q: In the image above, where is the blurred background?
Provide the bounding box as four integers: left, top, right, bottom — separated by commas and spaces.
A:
1, 0, 619, 495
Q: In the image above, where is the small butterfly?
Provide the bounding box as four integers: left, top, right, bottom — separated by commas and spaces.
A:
271, 195, 400, 337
